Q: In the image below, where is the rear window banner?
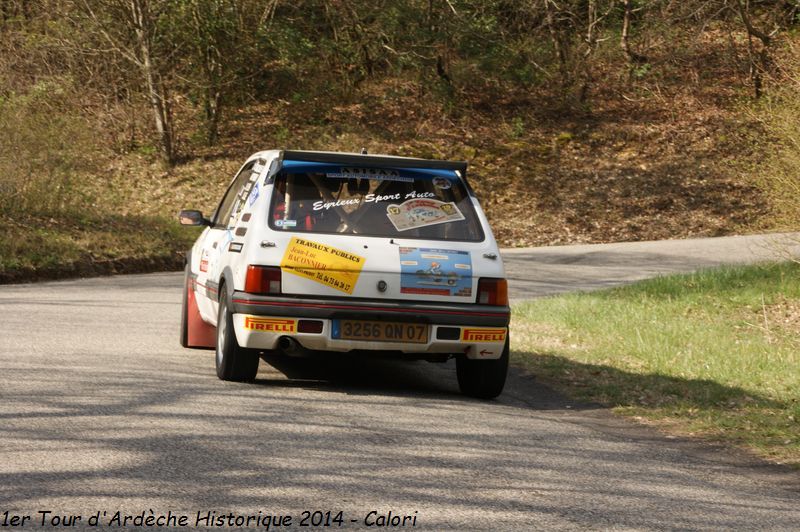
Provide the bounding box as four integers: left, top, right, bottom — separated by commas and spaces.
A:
326, 167, 413, 182
313, 191, 435, 212
280, 237, 366, 294
399, 247, 472, 297
387, 199, 465, 232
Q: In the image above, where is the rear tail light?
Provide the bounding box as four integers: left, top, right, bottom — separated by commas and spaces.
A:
245, 265, 282, 295
477, 278, 508, 306
298, 319, 324, 334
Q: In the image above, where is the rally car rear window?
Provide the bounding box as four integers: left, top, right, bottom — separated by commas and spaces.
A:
268, 166, 485, 242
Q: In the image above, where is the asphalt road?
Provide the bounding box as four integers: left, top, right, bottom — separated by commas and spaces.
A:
503, 232, 800, 300
2, 233, 799, 530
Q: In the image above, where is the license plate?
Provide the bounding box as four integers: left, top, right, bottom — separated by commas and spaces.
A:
332, 320, 428, 343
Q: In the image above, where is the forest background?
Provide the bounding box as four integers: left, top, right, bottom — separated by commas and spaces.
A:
1, 0, 799, 281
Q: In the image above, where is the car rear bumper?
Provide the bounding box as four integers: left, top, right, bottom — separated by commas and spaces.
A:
230, 292, 510, 359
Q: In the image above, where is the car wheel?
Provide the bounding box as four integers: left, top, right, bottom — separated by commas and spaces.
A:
456, 338, 509, 399
216, 292, 259, 382
180, 266, 190, 348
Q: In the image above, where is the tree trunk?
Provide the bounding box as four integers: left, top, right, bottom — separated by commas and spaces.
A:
545, 1, 569, 89
200, 44, 223, 146
578, 0, 598, 104
735, 0, 771, 99
205, 84, 221, 146
621, 0, 648, 66
191, 0, 224, 146
131, 0, 175, 165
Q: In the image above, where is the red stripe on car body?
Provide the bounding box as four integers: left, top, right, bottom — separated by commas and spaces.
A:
195, 282, 218, 293
232, 298, 509, 318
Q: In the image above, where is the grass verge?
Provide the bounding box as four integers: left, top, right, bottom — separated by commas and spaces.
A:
0, 212, 200, 283
511, 262, 800, 467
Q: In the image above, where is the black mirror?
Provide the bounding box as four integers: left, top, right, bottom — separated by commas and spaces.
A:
179, 209, 209, 226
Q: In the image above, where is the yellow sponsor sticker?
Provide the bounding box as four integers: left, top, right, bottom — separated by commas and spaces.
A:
244, 317, 297, 333
280, 237, 366, 294
460, 327, 507, 343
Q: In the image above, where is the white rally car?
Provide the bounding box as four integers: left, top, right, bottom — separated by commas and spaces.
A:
179, 150, 510, 398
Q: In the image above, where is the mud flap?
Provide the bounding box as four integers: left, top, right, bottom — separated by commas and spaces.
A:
187, 283, 216, 349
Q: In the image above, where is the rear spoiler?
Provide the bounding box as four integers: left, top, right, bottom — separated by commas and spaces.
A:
278, 149, 469, 183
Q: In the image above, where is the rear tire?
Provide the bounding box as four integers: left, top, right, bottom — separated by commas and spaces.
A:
216, 292, 259, 382
456, 338, 509, 399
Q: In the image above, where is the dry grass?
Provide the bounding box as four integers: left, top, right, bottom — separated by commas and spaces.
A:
750, 104, 800, 230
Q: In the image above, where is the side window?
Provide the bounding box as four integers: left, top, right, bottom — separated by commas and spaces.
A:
213, 161, 256, 227
227, 164, 262, 228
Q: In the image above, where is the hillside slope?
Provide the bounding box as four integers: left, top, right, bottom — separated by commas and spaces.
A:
0, 77, 776, 282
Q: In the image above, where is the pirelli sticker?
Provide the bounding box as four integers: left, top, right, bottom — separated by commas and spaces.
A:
460, 327, 507, 343
244, 317, 297, 333
280, 237, 365, 294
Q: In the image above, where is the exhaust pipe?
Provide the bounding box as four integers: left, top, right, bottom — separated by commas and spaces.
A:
279, 336, 307, 357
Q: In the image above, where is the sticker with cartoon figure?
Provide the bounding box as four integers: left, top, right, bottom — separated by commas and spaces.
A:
281, 237, 366, 294
399, 247, 472, 297
432, 176, 452, 189
386, 199, 464, 232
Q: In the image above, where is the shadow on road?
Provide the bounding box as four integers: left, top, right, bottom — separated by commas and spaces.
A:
257, 353, 464, 399
257, 352, 603, 412
3, 349, 800, 530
